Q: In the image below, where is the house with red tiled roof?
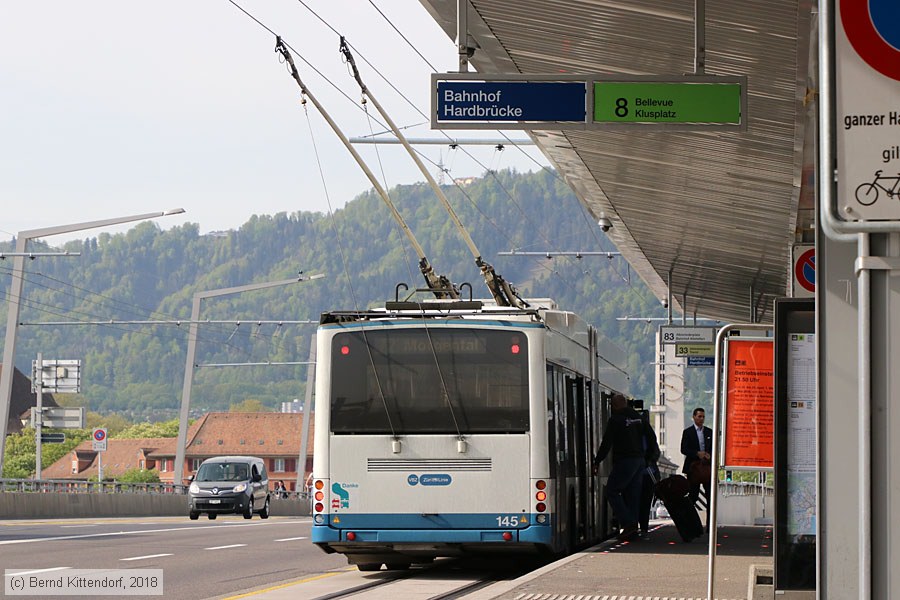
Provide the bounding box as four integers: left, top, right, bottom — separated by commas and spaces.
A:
43, 412, 315, 493
41, 437, 174, 480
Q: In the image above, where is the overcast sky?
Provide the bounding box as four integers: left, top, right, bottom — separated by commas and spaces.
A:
1, 1, 548, 244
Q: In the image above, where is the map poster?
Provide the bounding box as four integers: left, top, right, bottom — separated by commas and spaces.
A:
723, 338, 775, 468
786, 333, 816, 537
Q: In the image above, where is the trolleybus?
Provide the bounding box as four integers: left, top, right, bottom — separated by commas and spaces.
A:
310, 297, 629, 569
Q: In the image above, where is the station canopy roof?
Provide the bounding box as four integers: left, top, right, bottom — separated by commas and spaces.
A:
421, 0, 816, 323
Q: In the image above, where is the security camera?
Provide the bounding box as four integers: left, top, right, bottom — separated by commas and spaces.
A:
598, 216, 612, 232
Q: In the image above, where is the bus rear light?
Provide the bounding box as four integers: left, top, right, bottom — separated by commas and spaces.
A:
346, 532, 356, 541
536, 514, 547, 524
502, 532, 513, 541
510, 344, 520, 354
535, 480, 546, 490
535, 491, 547, 501
314, 502, 324, 512
314, 480, 324, 490
315, 491, 324, 501
536, 502, 546, 512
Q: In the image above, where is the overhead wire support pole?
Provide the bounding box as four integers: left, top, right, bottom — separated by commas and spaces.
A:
274, 37, 457, 301
0, 252, 81, 259
0, 208, 184, 472
173, 272, 324, 487
498, 251, 622, 259
339, 38, 526, 309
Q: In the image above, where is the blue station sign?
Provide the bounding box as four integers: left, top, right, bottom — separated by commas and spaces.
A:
435, 81, 585, 123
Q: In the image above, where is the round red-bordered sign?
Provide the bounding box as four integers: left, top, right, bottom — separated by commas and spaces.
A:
841, 0, 900, 81
794, 248, 815, 293
93, 428, 107, 442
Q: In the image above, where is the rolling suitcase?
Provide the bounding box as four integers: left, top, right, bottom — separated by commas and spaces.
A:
655, 474, 704, 542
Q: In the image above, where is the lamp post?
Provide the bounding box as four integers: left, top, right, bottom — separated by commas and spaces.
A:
173, 274, 324, 487
0, 209, 185, 470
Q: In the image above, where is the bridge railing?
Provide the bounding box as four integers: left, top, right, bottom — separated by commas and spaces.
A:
0, 478, 188, 495
719, 481, 773, 497
0, 478, 311, 501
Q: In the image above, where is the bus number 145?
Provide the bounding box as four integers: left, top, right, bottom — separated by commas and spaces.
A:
496, 515, 522, 527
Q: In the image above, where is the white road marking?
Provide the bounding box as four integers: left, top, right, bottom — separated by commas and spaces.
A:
205, 544, 247, 550
60, 525, 98, 528
6, 567, 70, 576
0, 520, 289, 545
274, 536, 308, 542
120, 554, 173, 561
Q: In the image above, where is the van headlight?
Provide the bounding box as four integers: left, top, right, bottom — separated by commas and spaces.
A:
232, 483, 247, 493
189, 483, 199, 494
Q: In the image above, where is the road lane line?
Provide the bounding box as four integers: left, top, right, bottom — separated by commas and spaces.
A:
274, 536, 308, 542
0, 521, 288, 545
60, 525, 98, 528
205, 544, 247, 550
6, 567, 70, 576
120, 554, 173, 561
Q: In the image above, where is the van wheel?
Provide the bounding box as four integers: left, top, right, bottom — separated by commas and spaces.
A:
384, 563, 410, 571
189, 511, 199, 520
243, 503, 253, 519
259, 497, 270, 519
208, 514, 217, 520
356, 563, 382, 572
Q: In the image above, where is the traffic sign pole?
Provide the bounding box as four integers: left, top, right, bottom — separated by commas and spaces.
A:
34, 353, 43, 481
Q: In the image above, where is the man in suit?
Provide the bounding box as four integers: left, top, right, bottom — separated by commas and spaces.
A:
680, 407, 713, 515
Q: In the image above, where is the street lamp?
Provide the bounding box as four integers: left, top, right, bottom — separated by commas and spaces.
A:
173, 274, 324, 487
0, 209, 185, 470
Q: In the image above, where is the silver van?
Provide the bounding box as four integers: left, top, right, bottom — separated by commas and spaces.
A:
188, 456, 270, 520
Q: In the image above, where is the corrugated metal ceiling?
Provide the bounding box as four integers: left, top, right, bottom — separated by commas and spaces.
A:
420, 0, 815, 323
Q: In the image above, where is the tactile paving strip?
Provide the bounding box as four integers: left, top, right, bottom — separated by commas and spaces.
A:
514, 595, 741, 600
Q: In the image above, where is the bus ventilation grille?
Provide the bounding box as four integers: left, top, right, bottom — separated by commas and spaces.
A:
367, 458, 492, 471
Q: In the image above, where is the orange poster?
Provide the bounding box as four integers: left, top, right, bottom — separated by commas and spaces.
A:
723, 338, 774, 468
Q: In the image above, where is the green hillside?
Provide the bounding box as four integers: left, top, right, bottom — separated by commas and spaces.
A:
1, 169, 672, 419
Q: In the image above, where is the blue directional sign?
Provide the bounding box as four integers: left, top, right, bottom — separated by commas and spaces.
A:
687, 356, 715, 367
436, 82, 585, 123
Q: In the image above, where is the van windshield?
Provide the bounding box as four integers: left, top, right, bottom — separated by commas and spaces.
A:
196, 462, 249, 482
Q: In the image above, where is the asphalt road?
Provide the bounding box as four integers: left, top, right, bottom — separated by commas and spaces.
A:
0, 516, 349, 599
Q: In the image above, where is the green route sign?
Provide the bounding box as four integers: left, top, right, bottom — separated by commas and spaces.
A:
593, 81, 743, 125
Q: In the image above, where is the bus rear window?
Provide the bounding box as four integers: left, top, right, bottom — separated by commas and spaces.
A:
330, 328, 529, 434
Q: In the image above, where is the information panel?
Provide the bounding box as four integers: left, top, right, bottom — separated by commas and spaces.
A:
723, 338, 774, 469
431, 73, 747, 130
773, 298, 816, 593
593, 81, 742, 124
435, 81, 585, 123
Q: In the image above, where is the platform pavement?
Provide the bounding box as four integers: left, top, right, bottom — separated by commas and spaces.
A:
231, 522, 773, 600
465, 523, 775, 600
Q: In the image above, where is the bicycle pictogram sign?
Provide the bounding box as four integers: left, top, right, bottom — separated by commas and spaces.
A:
855, 170, 900, 206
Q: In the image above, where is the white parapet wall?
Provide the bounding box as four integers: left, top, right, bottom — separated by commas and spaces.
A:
716, 493, 774, 526
0, 492, 311, 519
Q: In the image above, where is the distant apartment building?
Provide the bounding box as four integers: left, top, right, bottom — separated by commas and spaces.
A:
42, 412, 314, 492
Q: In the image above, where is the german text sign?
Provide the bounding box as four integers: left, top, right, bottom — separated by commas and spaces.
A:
723, 338, 774, 468
594, 81, 742, 124
435, 81, 585, 123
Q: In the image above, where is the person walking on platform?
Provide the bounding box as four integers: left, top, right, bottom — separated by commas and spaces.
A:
638, 411, 661, 537
681, 407, 713, 528
592, 393, 655, 541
